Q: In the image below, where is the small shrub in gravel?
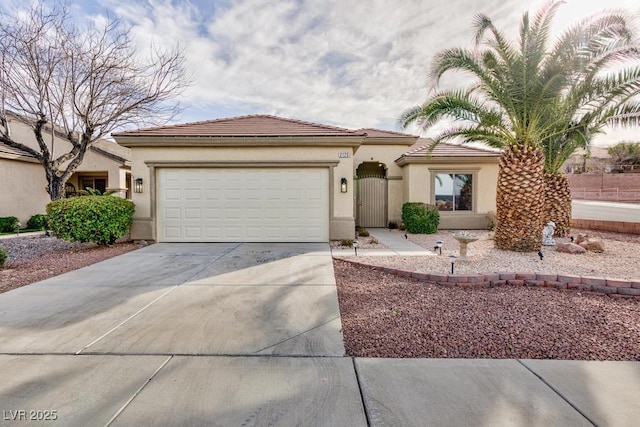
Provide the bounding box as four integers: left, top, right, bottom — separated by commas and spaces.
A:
358, 230, 370, 237
402, 202, 439, 234
0, 246, 6, 268
388, 221, 398, 229
0, 216, 19, 233
47, 196, 135, 245
340, 239, 354, 248
27, 214, 48, 230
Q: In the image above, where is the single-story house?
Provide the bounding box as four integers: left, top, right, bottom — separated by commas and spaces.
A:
0, 112, 131, 225
114, 115, 499, 242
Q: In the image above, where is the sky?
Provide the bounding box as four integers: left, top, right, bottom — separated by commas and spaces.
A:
7, 0, 640, 146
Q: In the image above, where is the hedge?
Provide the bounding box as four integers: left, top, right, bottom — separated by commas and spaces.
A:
0, 246, 6, 269
27, 214, 48, 230
401, 202, 439, 234
46, 196, 135, 245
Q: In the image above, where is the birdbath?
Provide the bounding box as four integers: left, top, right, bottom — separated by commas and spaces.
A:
452, 232, 479, 261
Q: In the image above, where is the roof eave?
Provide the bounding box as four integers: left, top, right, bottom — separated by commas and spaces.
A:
395, 155, 499, 166
0, 152, 40, 163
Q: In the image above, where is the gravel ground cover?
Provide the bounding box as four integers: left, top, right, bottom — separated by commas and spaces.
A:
344, 228, 640, 281
335, 259, 640, 360
0, 235, 139, 294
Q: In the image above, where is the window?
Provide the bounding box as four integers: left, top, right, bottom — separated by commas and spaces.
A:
80, 177, 107, 194
434, 173, 473, 211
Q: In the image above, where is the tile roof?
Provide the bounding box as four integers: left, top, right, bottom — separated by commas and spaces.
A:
403, 139, 501, 158
113, 115, 367, 138
358, 128, 418, 138
358, 127, 419, 146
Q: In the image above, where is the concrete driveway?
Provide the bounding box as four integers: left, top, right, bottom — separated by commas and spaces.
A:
0, 243, 365, 426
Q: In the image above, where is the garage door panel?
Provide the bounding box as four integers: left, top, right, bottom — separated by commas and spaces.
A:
204, 227, 222, 238
157, 168, 329, 242
164, 189, 181, 200
164, 227, 182, 239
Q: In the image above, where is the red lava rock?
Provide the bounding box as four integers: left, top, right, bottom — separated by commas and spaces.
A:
334, 259, 640, 361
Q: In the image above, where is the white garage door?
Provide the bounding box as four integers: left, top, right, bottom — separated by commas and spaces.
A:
157, 168, 329, 242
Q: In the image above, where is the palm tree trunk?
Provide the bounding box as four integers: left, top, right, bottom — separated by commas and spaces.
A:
494, 145, 545, 251
543, 173, 571, 236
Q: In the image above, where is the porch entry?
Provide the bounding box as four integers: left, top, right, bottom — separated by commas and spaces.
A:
356, 162, 388, 228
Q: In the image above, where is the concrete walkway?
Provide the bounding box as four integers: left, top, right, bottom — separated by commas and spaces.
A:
332, 227, 435, 257
1, 243, 639, 426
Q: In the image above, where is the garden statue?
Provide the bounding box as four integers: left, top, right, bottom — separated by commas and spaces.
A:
542, 221, 556, 246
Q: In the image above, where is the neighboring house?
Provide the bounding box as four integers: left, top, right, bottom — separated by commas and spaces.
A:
114, 115, 500, 242
564, 147, 611, 174
0, 112, 131, 225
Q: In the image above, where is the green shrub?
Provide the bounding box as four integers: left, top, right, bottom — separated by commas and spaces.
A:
401, 202, 440, 234
46, 196, 135, 245
0, 216, 19, 233
0, 246, 6, 269
339, 239, 353, 248
398, 223, 406, 231
27, 214, 48, 230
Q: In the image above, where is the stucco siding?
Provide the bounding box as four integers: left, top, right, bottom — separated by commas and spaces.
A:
354, 145, 408, 177
400, 161, 498, 229
0, 159, 49, 225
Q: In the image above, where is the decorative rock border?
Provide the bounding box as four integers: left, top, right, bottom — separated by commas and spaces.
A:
338, 258, 640, 300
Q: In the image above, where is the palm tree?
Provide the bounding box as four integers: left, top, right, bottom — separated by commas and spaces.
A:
543, 48, 640, 236
400, 1, 640, 251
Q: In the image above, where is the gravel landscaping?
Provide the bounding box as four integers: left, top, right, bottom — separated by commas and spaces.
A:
343, 228, 640, 281
0, 234, 139, 294
335, 259, 640, 360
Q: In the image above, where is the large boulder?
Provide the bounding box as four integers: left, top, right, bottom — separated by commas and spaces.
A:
575, 233, 588, 244
557, 242, 587, 254
579, 238, 605, 253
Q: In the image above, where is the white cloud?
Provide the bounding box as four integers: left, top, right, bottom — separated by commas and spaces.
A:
78, 0, 640, 144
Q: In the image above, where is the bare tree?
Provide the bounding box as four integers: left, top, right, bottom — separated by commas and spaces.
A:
0, 2, 188, 200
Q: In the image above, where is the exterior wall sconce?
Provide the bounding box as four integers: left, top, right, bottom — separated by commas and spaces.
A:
134, 177, 144, 193
341, 178, 348, 193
